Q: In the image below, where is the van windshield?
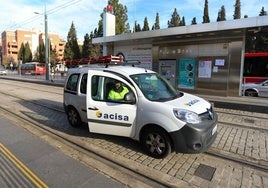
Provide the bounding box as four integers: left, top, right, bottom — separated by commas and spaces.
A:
130, 73, 183, 101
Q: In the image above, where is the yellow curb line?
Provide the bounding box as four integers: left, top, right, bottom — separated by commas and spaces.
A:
0, 143, 48, 188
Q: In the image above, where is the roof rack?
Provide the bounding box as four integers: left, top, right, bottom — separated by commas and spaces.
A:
122, 60, 141, 67
65, 55, 124, 67
96, 55, 123, 63
65, 55, 143, 68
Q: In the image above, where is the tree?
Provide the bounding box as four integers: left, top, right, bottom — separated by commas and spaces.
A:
50, 44, 58, 67
152, 13, 160, 30
203, 0, 210, 23
134, 21, 141, 32
64, 22, 81, 60
180, 16, 186, 26
97, 20, 103, 37
18, 43, 25, 63
24, 42, 32, 62
88, 31, 102, 57
168, 8, 180, 28
191, 17, 197, 25
259, 7, 267, 16
125, 23, 131, 33
233, 0, 241, 19
91, 0, 129, 37
82, 33, 91, 58
221, 5, 226, 21
64, 42, 73, 60
245, 26, 268, 52
34, 41, 45, 62
112, 0, 129, 34
254, 26, 268, 52
142, 17, 150, 31
217, 6, 226, 21
2, 55, 16, 68
18, 42, 32, 63
103, 0, 129, 34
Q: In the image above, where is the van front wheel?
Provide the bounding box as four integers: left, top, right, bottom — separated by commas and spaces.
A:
141, 127, 172, 159
67, 107, 81, 127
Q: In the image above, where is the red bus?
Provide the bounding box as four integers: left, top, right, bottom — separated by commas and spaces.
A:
19, 62, 46, 75
243, 52, 268, 83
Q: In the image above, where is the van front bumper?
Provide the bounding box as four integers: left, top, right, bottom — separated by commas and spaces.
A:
170, 113, 217, 153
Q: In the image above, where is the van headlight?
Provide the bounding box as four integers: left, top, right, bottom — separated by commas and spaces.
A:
173, 109, 201, 124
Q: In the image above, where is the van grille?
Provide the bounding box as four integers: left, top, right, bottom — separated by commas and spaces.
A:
199, 107, 215, 120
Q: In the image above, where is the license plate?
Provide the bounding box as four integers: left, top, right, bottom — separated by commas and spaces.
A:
212, 124, 217, 135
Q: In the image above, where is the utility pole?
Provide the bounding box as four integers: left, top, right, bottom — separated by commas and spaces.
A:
34, 7, 50, 81
44, 7, 50, 81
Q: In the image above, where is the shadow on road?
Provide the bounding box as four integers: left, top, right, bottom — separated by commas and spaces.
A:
17, 98, 143, 156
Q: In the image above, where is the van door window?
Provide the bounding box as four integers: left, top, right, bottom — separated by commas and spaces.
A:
91, 75, 132, 103
106, 78, 130, 102
91, 75, 101, 100
80, 74, 87, 94
66, 74, 79, 91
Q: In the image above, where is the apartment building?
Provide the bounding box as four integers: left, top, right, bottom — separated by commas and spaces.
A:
39, 32, 65, 61
1, 28, 65, 68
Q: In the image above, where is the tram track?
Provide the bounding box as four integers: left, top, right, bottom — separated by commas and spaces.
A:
0, 87, 268, 179
2, 87, 267, 132
0, 103, 171, 188
215, 107, 268, 120
1, 79, 268, 186
217, 120, 268, 133
0, 79, 63, 96
206, 149, 268, 173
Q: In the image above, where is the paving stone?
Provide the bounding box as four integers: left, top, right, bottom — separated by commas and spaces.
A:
2, 79, 268, 187
252, 174, 262, 187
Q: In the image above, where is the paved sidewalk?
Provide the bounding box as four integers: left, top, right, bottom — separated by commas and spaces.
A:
0, 114, 125, 188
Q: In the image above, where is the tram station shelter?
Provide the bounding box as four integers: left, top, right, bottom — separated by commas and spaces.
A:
92, 15, 268, 97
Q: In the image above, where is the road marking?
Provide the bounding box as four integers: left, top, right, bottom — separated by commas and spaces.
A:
0, 143, 48, 188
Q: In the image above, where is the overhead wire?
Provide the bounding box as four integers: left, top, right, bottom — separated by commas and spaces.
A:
46, 0, 82, 15
8, 0, 82, 30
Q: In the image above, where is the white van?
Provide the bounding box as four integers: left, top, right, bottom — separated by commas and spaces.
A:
64, 65, 217, 158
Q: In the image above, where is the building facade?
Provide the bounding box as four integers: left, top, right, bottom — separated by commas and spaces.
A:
1, 28, 65, 68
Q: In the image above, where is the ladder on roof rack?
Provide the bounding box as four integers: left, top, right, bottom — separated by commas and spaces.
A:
65, 55, 141, 67
97, 55, 123, 63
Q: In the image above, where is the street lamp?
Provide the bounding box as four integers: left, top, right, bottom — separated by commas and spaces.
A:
34, 7, 50, 81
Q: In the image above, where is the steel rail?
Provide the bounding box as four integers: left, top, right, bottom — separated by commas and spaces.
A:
1, 83, 268, 184
0, 105, 170, 188
215, 108, 268, 120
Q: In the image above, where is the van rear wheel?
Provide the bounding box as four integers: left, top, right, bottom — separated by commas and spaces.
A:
141, 127, 171, 159
67, 107, 81, 127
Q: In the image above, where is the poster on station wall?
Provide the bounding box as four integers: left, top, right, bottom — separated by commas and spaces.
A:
114, 44, 152, 70
159, 60, 176, 87
178, 58, 196, 89
198, 59, 212, 78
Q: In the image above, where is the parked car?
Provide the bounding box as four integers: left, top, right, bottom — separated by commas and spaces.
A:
242, 79, 268, 97
0, 67, 7, 75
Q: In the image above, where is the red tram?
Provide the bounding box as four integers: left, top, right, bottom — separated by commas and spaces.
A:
243, 52, 268, 83
19, 62, 46, 75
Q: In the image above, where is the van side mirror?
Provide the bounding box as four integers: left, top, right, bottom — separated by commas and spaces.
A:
124, 92, 136, 104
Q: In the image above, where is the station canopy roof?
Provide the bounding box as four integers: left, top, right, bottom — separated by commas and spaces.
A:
93, 15, 268, 45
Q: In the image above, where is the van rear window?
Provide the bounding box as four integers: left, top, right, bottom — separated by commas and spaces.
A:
66, 74, 79, 91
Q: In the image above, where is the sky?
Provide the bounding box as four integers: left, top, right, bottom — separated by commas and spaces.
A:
1, 0, 267, 41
